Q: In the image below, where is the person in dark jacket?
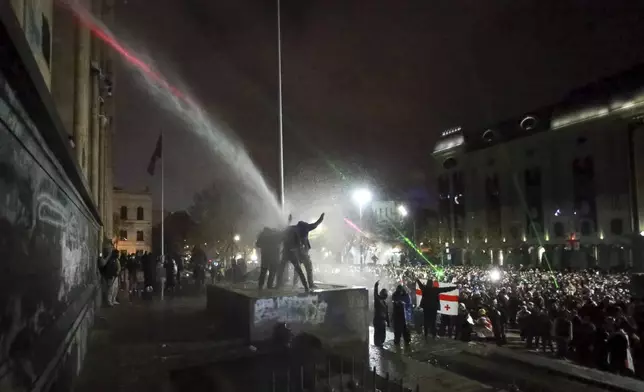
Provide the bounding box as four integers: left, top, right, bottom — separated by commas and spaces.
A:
190, 245, 207, 289
373, 280, 389, 347
294, 213, 324, 289
554, 309, 573, 358
256, 227, 281, 290
416, 278, 457, 339
102, 249, 120, 306
277, 224, 310, 291
392, 285, 411, 346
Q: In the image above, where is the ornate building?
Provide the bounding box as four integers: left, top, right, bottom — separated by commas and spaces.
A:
113, 188, 153, 254
432, 65, 644, 270
0, 1, 116, 389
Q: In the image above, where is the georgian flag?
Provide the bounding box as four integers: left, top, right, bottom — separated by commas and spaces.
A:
416, 281, 459, 316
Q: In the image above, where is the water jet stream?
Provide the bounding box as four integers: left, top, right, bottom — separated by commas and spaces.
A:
59, 0, 283, 227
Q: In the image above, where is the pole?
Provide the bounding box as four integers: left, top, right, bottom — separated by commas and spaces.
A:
161, 131, 165, 263
277, 0, 285, 212
359, 205, 363, 268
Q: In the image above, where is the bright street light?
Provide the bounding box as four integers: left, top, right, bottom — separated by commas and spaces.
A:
233, 234, 240, 242
352, 188, 373, 217
397, 205, 408, 217
352, 188, 372, 269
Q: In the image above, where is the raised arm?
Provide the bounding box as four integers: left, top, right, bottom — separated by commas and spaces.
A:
305, 213, 325, 231
416, 279, 426, 291
374, 280, 380, 300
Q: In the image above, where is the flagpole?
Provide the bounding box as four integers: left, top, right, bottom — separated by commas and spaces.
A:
161, 131, 165, 263
277, 0, 285, 212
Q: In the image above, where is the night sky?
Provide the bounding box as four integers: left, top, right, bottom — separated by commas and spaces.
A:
111, 0, 644, 212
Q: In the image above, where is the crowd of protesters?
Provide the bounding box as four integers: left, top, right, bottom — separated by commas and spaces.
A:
317, 263, 643, 379
97, 242, 185, 304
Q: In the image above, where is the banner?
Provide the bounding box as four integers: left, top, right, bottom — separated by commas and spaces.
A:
416, 281, 459, 316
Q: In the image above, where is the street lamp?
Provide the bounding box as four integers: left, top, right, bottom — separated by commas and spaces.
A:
352, 188, 373, 220
398, 204, 416, 246
352, 188, 372, 268
233, 234, 240, 242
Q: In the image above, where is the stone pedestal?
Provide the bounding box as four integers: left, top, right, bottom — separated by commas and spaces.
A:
207, 283, 369, 345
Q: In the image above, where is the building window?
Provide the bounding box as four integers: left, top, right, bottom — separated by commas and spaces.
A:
553, 222, 565, 238
119, 230, 127, 241
482, 129, 496, 143
41, 14, 51, 66
443, 158, 457, 170
120, 206, 128, 220
136, 231, 144, 241
137, 206, 144, 220
510, 226, 520, 240
581, 221, 592, 236
610, 218, 623, 235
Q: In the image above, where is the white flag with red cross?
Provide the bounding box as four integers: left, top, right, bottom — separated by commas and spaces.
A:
416, 281, 459, 316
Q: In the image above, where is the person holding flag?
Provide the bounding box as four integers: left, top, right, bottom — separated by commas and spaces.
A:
416, 278, 458, 339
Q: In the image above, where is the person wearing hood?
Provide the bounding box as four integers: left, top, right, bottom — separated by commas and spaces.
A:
392, 284, 411, 346
373, 280, 390, 347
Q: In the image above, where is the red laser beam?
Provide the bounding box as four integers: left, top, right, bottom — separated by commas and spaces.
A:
343, 217, 365, 235
63, 1, 188, 103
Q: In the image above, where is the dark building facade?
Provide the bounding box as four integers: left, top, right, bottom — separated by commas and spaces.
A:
431, 65, 644, 270
0, 2, 115, 391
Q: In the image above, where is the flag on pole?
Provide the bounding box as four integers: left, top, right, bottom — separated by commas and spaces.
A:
415, 281, 459, 316
147, 134, 162, 175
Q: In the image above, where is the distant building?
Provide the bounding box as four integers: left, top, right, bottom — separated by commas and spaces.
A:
370, 201, 398, 224
432, 65, 644, 270
113, 188, 153, 254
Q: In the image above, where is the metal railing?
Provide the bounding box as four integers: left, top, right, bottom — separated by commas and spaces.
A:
267, 354, 420, 392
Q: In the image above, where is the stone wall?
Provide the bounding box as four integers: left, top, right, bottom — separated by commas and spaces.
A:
0, 63, 100, 391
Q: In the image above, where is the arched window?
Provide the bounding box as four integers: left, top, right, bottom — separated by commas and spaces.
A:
137, 206, 144, 220
482, 129, 496, 143
520, 116, 537, 131
443, 158, 457, 170
120, 206, 128, 220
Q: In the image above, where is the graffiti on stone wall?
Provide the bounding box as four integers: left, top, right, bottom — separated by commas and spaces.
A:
254, 295, 328, 325
24, 0, 43, 54
0, 69, 98, 390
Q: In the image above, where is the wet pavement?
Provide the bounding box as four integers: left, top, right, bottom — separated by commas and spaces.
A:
74, 289, 640, 392
368, 327, 638, 392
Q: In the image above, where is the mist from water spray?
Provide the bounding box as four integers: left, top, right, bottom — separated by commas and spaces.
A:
63, 0, 283, 226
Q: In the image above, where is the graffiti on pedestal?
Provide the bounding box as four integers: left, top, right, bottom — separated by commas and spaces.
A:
254, 295, 328, 325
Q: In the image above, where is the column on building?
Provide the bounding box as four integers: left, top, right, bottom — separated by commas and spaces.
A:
102, 0, 115, 242
73, 20, 91, 179
90, 29, 100, 205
